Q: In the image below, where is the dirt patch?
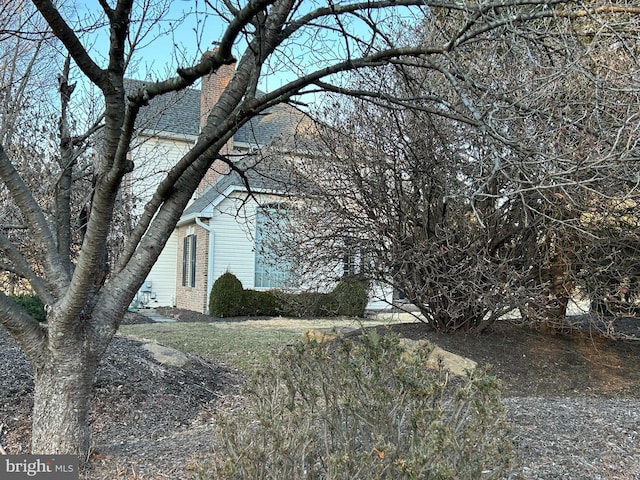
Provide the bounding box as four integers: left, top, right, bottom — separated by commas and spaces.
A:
371, 321, 640, 397
1, 310, 640, 479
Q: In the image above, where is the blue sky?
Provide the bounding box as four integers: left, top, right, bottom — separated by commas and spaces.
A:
78, 0, 387, 92
73, 0, 423, 105
78, 0, 304, 91
78, 1, 220, 81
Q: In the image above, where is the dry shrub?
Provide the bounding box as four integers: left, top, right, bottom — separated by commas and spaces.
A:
198, 331, 520, 479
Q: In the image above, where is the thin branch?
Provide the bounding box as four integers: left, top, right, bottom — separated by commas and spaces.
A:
0, 144, 68, 294
31, 0, 105, 86
0, 232, 53, 304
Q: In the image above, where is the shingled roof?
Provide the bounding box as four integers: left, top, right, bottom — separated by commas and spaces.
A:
124, 78, 201, 137
125, 78, 308, 147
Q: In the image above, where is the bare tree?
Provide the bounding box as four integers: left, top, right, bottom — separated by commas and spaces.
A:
0, 2, 63, 293
277, 72, 532, 332
277, 4, 640, 332
0, 0, 639, 459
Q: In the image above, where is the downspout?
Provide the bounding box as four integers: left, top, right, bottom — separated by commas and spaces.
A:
195, 216, 214, 314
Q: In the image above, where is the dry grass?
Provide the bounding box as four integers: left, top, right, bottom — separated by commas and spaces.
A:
119, 316, 403, 371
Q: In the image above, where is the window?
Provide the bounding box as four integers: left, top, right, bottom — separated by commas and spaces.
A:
343, 243, 363, 277
255, 205, 292, 288
182, 234, 197, 287
343, 252, 360, 277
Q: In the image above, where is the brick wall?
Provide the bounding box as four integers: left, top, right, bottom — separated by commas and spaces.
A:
197, 50, 235, 196
175, 222, 210, 313
199, 55, 235, 132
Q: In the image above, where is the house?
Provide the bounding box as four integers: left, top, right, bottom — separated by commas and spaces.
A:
174, 156, 299, 312
128, 63, 393, 313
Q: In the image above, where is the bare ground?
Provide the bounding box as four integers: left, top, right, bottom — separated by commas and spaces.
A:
1, 310, 639, 479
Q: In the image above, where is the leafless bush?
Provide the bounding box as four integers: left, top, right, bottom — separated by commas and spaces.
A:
272, 7, 640, 332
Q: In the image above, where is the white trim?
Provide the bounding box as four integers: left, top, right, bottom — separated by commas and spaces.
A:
177, 212, 206, 227
231, 141, 256, 150
138, 129, 198, 143
195, 216, 215, 315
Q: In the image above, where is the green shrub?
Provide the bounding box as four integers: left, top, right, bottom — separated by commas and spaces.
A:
277, 278, 368, 318
242, 289, 281, 316
208, 273, 369, 318
209, 272, 245, 317
277, 290, 327, 317
200, 331, 519, 479
325, 275, 369, 317
10, 294, 46, 322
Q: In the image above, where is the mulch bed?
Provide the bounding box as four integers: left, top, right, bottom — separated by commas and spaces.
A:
1, 310, 639, 478
0, 312, 242, 478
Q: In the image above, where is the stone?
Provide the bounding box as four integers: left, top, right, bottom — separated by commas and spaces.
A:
142, 342, 192, 369
400, 338, 477, 376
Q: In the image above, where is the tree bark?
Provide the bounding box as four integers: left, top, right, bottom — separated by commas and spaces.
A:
527, 246, 577, 332
30, 347, 97, 457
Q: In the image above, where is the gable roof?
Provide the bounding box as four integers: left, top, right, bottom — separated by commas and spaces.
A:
124, 78, 309, 147
182, 156, 298, 218
233, 103, 310, 147
124, 79, 316, 222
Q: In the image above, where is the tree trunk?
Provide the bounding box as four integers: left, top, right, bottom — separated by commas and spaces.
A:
31, 350, 98, 458
528, 248, 576, 332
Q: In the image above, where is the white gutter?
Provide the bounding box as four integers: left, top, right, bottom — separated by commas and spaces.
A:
139, 129, 198, 143
177, 212, 203, 227
195, 216, 215, 315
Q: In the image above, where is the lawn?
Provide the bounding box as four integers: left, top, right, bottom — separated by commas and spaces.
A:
119, 315, 405, 371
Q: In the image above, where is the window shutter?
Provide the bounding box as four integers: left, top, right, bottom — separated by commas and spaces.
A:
190, 235, 197, 287
182, 236, 188, 286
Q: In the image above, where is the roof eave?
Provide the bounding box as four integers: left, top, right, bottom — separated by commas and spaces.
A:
178, 185, 289, 224
138, 129, 199, 143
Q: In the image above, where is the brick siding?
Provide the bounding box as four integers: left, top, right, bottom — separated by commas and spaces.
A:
197, 51, 235, 196
175, 222, 210, 313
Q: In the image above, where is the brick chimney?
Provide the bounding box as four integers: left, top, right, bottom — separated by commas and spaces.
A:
197, 50, 235, 196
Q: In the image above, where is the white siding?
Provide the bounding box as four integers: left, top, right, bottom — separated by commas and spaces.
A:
366, 283, 396, 310
129, 134, 192, 306
129, 134, 196, 216
209, 193, 259, 290
143, 233, 177, 307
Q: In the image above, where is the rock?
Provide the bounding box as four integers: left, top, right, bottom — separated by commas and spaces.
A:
426, 345, 477, 376
302, 333, 476, 375
400, 338, 477, 376
142, 342, 192, 369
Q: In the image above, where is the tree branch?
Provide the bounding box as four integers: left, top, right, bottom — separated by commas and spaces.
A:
0, 232, 53, 305
0, 144, 68, 294
0, 291, 47, 367
30, 0, 105, 86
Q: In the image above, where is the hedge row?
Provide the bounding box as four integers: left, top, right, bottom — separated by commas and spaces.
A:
208, 272, 368, 318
